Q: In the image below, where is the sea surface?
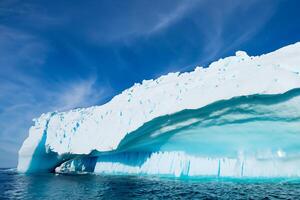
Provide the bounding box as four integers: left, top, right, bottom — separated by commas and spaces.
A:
1, 168, 300, 199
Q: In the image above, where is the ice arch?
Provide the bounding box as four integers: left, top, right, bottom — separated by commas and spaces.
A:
18, 42, 300, 177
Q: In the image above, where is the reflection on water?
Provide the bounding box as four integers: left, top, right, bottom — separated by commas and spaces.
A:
1, 168, 300, 199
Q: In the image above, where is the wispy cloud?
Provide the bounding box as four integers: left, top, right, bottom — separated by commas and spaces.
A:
147, 0, 200, 35
165, 0, 279, 73
86, 0, 203, 44
0, 0, 68, 27
48, 77, 113, 111
0, 73, 111, 167
0, 25, 112, 167
0, 25, 48, 71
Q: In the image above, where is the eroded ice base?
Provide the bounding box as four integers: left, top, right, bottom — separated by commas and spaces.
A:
94, 152, 300, 177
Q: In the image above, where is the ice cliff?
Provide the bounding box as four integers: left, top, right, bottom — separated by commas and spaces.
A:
18, 43, 300, 177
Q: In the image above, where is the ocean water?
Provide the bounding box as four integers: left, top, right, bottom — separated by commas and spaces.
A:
1, 168, 300, 199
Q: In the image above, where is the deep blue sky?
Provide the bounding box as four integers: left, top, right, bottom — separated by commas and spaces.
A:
1, 0, 300, 167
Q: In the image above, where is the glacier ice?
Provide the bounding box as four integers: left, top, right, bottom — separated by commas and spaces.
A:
18, 42, 300, 178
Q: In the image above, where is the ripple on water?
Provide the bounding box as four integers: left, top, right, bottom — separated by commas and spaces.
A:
1, 169, 300, 199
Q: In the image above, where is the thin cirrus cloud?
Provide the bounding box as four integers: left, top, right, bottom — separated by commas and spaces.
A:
178, 0, 279, 71
1, 1, 200, 43
0, 25, 112, 167
0, 72, 111, 167
145, 0, 201, 35
85, 0, 202, 43
151, 0, 279, 76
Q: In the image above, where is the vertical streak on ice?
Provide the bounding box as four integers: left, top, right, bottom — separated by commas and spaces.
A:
241, 161, 244, 177
218, 160, 221, 177
186, 160, 191, 176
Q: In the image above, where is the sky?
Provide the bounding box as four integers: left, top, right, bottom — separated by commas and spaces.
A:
1, 0, 300, 167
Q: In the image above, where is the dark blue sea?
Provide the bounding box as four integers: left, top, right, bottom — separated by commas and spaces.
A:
1, 168, 300, 199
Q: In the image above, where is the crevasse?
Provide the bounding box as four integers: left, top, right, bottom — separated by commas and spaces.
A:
18, 42, 300, 178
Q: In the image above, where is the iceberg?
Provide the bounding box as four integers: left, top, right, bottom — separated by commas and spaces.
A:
18, 43, 300, 178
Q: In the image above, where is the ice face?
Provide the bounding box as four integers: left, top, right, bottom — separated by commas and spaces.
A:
93, 151, 300, 177
18, 42, 300, 177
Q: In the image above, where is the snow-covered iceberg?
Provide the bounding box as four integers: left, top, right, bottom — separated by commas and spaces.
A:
18, 43, 300, 178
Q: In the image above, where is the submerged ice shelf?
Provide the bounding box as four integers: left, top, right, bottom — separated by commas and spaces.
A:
18, 42, 300, 178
